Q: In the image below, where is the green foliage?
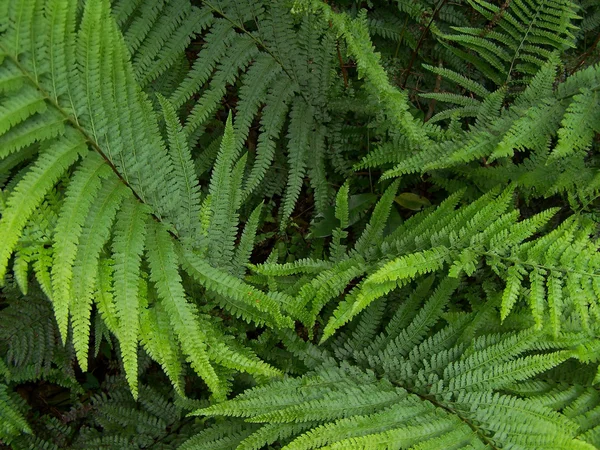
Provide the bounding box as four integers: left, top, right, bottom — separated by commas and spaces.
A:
187, 294, 597, 449
360, 60, 600, 205
1, 0, 600, 448
436, 0, 579, 86
0, 383, 31, 445
252, 186, 600, 341
0, 0, 288, 402
168, 0, 357, 224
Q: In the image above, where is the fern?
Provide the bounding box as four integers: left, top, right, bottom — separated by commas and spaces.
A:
359, 58, 600, 206
252, 185, 600, 340
185, 290, 598, 449
0, 280, 80, 446
437, 0, 579, 86
111, 196, 149, 396
2, 0, 600, 447
0, 0, 290, 400
0, 383, 31, 445
166, 0, 338, 222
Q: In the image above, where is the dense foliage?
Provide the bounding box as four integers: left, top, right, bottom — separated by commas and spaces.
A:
1, 0, 600, 448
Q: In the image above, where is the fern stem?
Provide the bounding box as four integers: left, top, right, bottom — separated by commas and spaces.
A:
336, 41, 349, 88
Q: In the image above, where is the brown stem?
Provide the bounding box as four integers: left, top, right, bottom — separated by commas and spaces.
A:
401, 0, 448, 89
337, 42, 349, 88
323, 0, 349, 89
570, 32, 600, 75
424, 60, 443, 122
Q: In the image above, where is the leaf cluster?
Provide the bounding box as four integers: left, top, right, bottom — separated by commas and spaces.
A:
1, 0, 600, 448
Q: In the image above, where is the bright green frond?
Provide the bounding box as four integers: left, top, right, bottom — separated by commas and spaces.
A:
179, 247, 293, 329
146, 220, 225, 400
0, 133, 85, 282
110, 195, 149, 395
52, 151, 112, 342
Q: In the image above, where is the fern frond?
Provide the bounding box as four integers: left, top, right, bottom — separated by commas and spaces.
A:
71, 176, 129, 337
146, 220, 224, 400
202, 321, 283, 380
0, 383, 31, 443
206, 114, 241, 268
179, 421, 258, 450
0, 284, 72, 383
553, 88, 600, 159
52, 152, 112, 342
233, 203, 263, 277
0, 133, 86, 282
354, 179, 399, 254
422, 63, 490, 98
121, 0, 211, 89
233, 54, 282, 152
157, 93, 201, 238
190, 296, 595, 449
183, 35, 259, 136
1, 0, 292, 402
170, 20, 236, 108
179, 247, 293, 329
255, 185, 600, 337
140, 302, 185, 396
241, 76, 295, 199
281, 98, 313, 228
298, 3, 430, 145
330, 182, 350, 261
110, 196, 149, 395
437, 0, 578, 86
3, 3, 600, 446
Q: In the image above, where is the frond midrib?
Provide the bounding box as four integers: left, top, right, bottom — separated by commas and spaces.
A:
505, 0, 548, 84
389, 378, 502, 449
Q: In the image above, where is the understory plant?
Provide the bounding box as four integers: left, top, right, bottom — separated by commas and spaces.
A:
1, 0, 600, 448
